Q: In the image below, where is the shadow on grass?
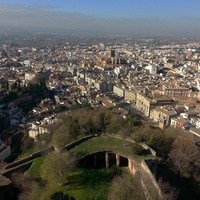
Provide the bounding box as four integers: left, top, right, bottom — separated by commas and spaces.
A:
137, 149, 151, 156
64, 168, 118, 200
65, 167, 119, 189
132, 145, 151, 156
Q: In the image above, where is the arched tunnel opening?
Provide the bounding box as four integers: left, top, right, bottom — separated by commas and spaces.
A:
120, 156, 128, 167
79, 152, 129, 169
79, 152, 106, 168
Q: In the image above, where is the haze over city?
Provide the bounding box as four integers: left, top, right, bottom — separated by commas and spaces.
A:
1, 0, 200, 36
1, 1, 200, 200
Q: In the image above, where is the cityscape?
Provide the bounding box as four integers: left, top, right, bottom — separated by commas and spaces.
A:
0, 1, 200, 200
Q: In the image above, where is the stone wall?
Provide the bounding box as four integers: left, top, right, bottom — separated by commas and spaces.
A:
139, 142, 157, 156
0, 145, 11, 161
141, 159, 162, 198
60, 134, 96, 151
3, 146, 53, 170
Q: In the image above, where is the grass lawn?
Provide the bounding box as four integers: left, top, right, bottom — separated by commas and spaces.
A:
18, 147, 34, 159
25, 156, 45, 178
70, 136, 154, 161
32, 167, 123, 200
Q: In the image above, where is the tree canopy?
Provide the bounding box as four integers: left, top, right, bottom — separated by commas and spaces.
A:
108, 173, 146, 200
132, 125, 176, 158
41, 152, 77, 185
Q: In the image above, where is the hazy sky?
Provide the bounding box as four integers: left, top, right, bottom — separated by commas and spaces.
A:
1, 0, 200, 36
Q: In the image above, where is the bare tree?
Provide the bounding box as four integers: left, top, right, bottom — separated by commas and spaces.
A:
11, 173, 39, 200
168, 137, 200, 180
158, 178, 179, 200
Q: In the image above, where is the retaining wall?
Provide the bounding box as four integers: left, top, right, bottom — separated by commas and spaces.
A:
61, 134, 97, 151
3, 146, 53, 170
141, 159, 162, 198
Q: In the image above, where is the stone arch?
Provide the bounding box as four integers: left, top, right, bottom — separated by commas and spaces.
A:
79, 151, 130, 169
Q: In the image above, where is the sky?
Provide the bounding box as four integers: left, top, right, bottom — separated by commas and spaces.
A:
1, 0, 200, 36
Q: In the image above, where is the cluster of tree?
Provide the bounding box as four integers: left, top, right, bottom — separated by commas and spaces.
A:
1, 77, 48, 103
32, 107, 142, 150
132, 126, 176, 158
32, 108, 141, 150
47, 108, 141, 148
